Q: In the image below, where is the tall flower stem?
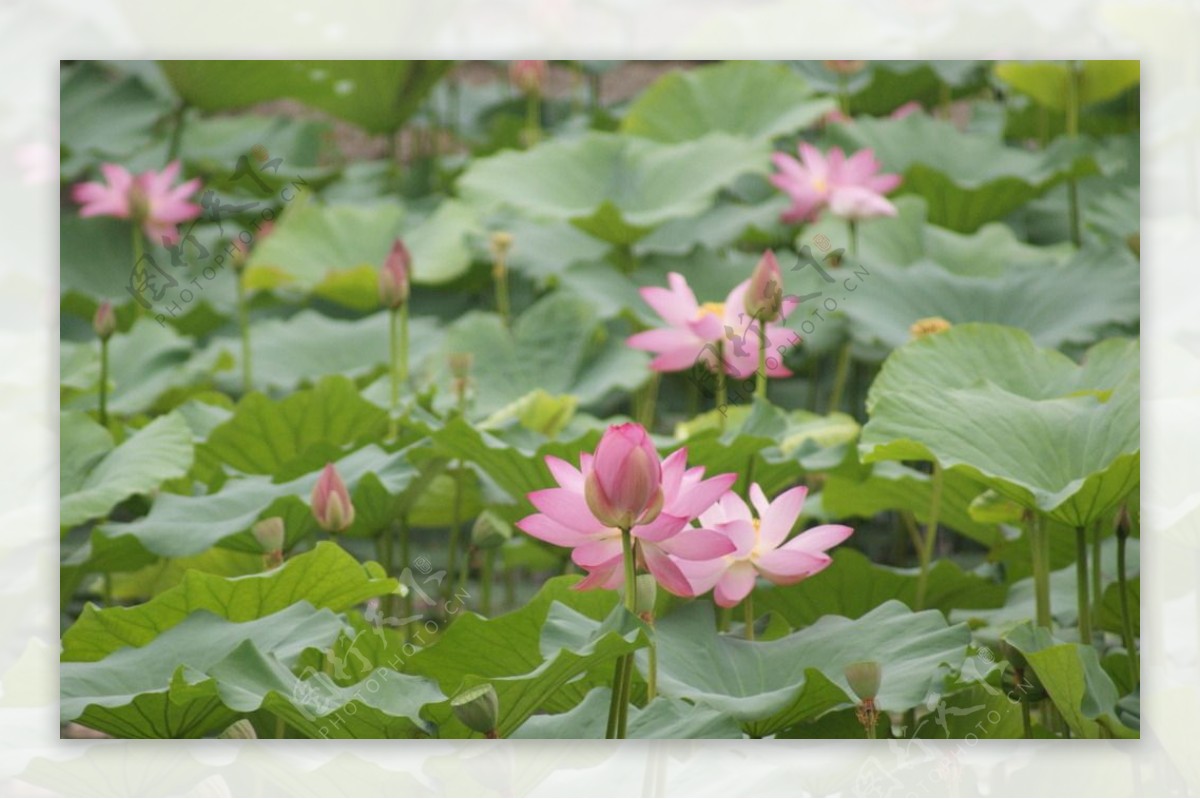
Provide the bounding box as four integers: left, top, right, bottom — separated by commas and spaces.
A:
743, 595, 756, 641
493, 251, 511, 326
827, 220, 858, 414
98, 338, 109, 427
715, 342, 727, 427
167, 102, 188, 161
1028, 513, 1052, 630
377, 528, 394, 617
1065, 60, 1082, 246
235, 270, 252, 394
1117, 509, 1139, 687
914, 461, 943, 611
1075, 526, 1092, 644
755, 315, 768, 400
446, 388, 470, 605
131, 227, 145, 318
1091, 521, 1103, 623
388, 303, 409, 441
481, 549, 495, 616
525, 92, 542, 146
606, 526, 638, 739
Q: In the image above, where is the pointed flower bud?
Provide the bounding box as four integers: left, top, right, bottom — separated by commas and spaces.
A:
489, 231, 514, 262
744, 250, 784, 321
252, 516, 286, 557
450, 683, 500, 736
378, 238, 411, 310
311, 463, 355, 533
909, 316, 952, 339
583, 423, 664, 529
509, 60, 548, 95
471, 510, 512, 550
93, 301, 116, 341
844, 660, 883, 702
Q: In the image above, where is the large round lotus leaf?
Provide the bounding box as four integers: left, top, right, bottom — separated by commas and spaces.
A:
456, 132, 768, 245
994, 61, 1140, 112
159, 61, 452, 134
621, 61, 834, 143
860, 324, 1139, 527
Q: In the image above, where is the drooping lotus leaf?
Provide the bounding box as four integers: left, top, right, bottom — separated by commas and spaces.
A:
994, 61, 1140, 112
61, 411, 194, 529
159, 61, 452, 134
860, 325, 1139, 528
647, 600, 970, 737
790, 60, 988, 117
60, 63, 170, 173
512, 686, 743, 739
404, 576, 645, 737
457, 131, 768, 245
621, 61, 835, 143
753, 549, 1006, 627
826, 114, 1099, 231
1003, 622, 1137, 738
62, 542, 396, 662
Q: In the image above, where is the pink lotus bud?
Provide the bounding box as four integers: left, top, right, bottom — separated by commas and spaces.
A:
824, 60, 867, 75
744, 250, 784, 321
509, 60, 548, 95
311, 463, 355, 533
252, 516, 285, 554
378, 238, 411, 309
92, 301, 116, 341
583, 423, 664, 529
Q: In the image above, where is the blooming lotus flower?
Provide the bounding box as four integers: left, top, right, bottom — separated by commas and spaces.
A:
71, 161, 202, 245
509, 60, 548, 94
311, 463, 355, 533
583, 423, 664, 529
378, 238, 412, 309
627, 272, 800, 379
673, 484, 853, 607
516, 435, 738, 597
770, 144, 901, 223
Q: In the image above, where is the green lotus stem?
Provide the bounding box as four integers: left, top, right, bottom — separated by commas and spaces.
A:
493, 252, 511, 326
446, 465, 465, 605
755, 315, 768, 400
274, 717, 286, 739
101, 572, 113, 606
525, 91, 541, 146
481, 549, 494, 616
1021, 697, 1033, 739
743, 595, 756, 641
715, 341, 727, 428
826, 220, 858, 414
387, 304, 409, 441
1066, 60, 1082, 246
605, 656, 622, 739
167, 102, 188, 161
98, 338, 109, 427
838, 73, 850, 116
914, 462, 943, 611
1074, 526, 1092, 644
1117, 512, 1138, 687
1028, 513, 1052, 629
132, 226, 145, 318
607, 526, 638, 739
717, 605, 731, 633
1091, 520, 1103, 623
646, 632, 658, 702
399, 514, 412, 623
376, 528, 394, 618
636, 372, 660, 430
235, 270, 253, 394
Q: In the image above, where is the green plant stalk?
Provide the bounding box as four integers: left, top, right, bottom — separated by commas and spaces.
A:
715, 342, 727, 428
636, 372, 660, 431
132, 226, 145, 318
98, 338, 109, 427
743, 595, 756, 641
1028, 513, 1052, 629
399, 514, 412, 623
610, 527, 638, 739
1117, 517, 1139, 687
755, 315, 768, 400
167, 102, 188, 161
525, 91, 542, 146
377, 529, 394, 617
1066, 61, 1082, 246
1075, 526, 1092, 644
1021, 697, 1033, 739
914, 461, 944, 611
837, 73, 850, 116
481, 548, 494, 616
493, 255, 511, 326
1091, 521, 1103, 624
605, 656, 622, 739
446, 464, 465, 606
235, 271, 252, 394
388, 307, 399, 440
826, 220, 858, 414
717, 604, 731, 633
646, 632, 657, 702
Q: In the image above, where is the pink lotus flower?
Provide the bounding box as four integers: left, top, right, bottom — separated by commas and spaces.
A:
510, 60, 548, 95
627, 272, 800, 379
311, 463, 355, 533
674, 484, 853, 607
378, 238, 412, 309
516, 430, 738, 597
770, 144, 901, 223
71, 161, 202, 245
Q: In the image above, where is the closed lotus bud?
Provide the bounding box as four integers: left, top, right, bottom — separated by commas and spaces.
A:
93, 301, 116, 341
378, 238, 411, 309
489, 231, 514, 262
450, 683, 500, 736
825, 60, 867, 75
844, 660, 883, 702
509, 60, 548, 95
633, 573, 657, 617
744, 250, 784, 321
218, 719, 258, 739
471, 510, 512, 550
311, 463, 355, 533
252, 516, 285, 559
448, 352, 474, 380
583, 423, 664, 529
909, 316, 952, 339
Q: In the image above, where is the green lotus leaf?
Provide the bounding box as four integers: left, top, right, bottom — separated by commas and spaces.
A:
647, 600, 970, 737
457, 132, 768, 245
61, 411, 194, 529
860, 325, 1139, 527
621, 61, 835, 143
62, 542, 395, 662
994, 61, 1140, 112
826, 114, 1099, 231
512, 686, 742, 739
159, 60, 452, 134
